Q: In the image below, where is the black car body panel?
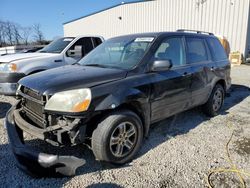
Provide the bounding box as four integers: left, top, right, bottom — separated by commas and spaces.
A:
19, 65, 128, 95
6, 31, 231, 176
149, 66, 193, 122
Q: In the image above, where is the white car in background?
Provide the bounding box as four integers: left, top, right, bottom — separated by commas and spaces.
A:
0, 36, 104, 95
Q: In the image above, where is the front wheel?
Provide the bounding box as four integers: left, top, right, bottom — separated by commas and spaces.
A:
91, 110, 143, 164
202, 84, 225, 117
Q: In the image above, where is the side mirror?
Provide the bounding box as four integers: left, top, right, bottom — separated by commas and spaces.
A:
66, 45, 82, 58
151, 60, 172, 72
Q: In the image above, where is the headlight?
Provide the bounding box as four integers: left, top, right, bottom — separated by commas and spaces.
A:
0, 64, 7, 72
44, 88, 91, 113
0, 63, 17, 72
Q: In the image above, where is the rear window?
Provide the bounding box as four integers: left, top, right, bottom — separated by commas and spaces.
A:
206, 38, 228, 61
186, 38, 208, 64
93, 37, 103, 47
81, 37, 94, 55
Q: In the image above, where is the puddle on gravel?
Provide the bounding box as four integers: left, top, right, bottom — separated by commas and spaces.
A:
233, 137, 250, 156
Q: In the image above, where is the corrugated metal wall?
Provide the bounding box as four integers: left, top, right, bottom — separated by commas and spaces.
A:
246, 8, 250, 56
64, 0, 250, 57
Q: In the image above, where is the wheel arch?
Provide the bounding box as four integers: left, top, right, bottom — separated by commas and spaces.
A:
28, 69, 46, 75
117, 101, 150, 137
215, 79, 226, 92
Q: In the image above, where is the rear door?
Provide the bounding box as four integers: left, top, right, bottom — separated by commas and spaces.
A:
185, 37, 216, 107
206, 37, 231, 90
150, 36, 192, 122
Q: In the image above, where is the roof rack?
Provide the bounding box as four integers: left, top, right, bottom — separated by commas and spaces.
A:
177, 29, 214, 35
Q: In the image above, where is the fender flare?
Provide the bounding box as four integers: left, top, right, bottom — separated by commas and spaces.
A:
94, 88, 151, 137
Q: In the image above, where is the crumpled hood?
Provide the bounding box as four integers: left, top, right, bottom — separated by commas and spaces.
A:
0, 52, 58, 63
19, 65, 128, 95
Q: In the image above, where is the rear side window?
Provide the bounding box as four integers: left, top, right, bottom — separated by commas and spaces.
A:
206, 38, 227, 61
82, 37, 94, 55
93, 37, 103, 47
186, 38, 208, 64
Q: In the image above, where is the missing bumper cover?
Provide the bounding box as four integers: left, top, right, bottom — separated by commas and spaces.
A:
5, 106, 86, 177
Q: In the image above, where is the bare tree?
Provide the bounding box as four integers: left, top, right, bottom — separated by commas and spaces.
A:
21, 27, 32, 45
0, 20, 6, 46
1, 21, 23, 45
5, 21, 14, 45
13, 24, 22, 45
0, 20, 46, 46
33, 23, 44, 44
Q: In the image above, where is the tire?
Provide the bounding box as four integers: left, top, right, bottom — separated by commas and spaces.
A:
92, 110, 143, 165
202, 84, 225, 117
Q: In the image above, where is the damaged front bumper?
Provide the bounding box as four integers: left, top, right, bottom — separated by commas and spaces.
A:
5, 105, 86, 177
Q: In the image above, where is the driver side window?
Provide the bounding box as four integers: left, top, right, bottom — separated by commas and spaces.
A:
66, 37, 94, 58
121, 42, 148, 64
154, 37, 185, 67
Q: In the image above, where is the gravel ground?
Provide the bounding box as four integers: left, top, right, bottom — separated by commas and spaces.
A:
0, 65, 250, 188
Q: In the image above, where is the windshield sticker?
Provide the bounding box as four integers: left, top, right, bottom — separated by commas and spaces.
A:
63, 38, 74, 42
134, 37, 154, 42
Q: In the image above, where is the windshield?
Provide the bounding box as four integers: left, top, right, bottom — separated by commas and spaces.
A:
77, 36, 154, 69
39, 37, 75, 53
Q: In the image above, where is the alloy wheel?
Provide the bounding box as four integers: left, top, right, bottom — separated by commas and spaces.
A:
212, 89, 223, 111
109, 122, 137, 158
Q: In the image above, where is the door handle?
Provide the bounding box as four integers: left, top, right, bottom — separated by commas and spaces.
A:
182, 72, 192, 76
54, 59, 62, 63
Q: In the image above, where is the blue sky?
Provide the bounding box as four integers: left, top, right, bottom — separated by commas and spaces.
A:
0, 0, 138, 40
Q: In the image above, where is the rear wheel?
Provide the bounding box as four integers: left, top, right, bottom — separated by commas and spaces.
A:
203, 84, 225, 117
91, 110, 143, 164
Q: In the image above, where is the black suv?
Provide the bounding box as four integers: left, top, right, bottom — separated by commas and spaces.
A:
6, 31, 231, 176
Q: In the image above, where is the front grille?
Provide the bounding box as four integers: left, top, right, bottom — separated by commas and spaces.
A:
19, 86, 47, 128
23, 87, 43, 101
26, 97, 44, 115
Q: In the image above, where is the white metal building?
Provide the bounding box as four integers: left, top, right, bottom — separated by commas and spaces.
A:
64, 0, 250, 57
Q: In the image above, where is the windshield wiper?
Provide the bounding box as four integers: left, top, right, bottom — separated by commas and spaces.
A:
39, 50, 47, 53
